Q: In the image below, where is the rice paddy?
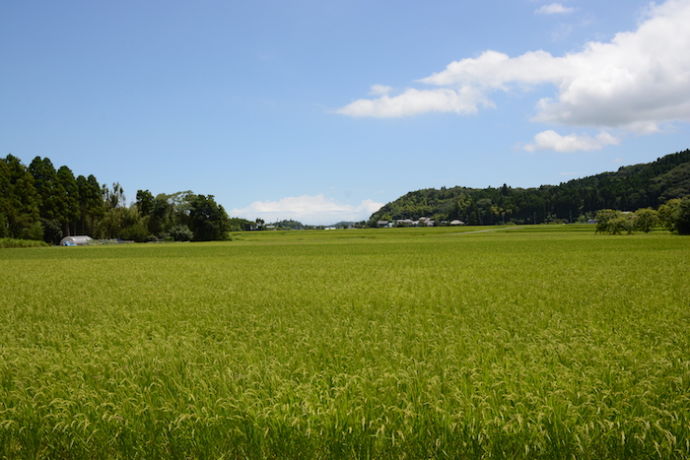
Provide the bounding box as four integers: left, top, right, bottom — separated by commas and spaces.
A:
1, 225, 689, 458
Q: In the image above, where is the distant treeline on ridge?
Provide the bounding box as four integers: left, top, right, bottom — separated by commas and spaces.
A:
369, 149, 690, 226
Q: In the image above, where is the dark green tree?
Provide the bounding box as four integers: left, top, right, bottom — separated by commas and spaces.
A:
28, 156, 66, 242
135, 189, 155, 216
74, 174, 105, 236
57, 166, 79, 237
676, 196, 690, 235
2, 155, 42, 239
0, 159, 10, 237
188, 194, 229, 241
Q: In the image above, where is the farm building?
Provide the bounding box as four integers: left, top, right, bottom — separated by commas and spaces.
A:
59, 236, 93, 246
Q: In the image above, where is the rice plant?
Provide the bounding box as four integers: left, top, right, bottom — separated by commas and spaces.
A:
1, 226, 688, 458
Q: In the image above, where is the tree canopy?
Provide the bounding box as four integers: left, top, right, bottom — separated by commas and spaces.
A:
0, 155, 233, 243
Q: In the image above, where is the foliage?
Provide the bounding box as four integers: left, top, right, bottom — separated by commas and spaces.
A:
0, 237, 49, 248
270, 219, 306, 230
370, 149, 690, 225
595, 209, 636, 235
0, 227, 688, 458
188, 194, 229, 241
658, 196, 690, 234
168, 224, 193, 241
227, 217, 255, 232
633, 208, 659, 233
0, 155, 235, 243
676, 196, 690, 234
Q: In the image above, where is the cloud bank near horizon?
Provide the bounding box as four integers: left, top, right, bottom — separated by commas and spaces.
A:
337, 0, 690, 150
231, 195, 384, 225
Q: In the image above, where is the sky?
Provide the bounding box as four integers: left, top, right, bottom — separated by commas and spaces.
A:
2, 0, 690, 224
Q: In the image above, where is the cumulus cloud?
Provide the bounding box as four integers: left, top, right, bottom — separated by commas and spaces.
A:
524, 130, 620, 152
369, 84, 393, 96
336, 87, 492, 118
231, 195, 383, 225
535, 3, 575, 15
337, 0, 690, 138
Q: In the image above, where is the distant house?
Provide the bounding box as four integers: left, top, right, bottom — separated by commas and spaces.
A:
450, 220, 465, 226
377, 220, 391, 228
60, 236, 93, 246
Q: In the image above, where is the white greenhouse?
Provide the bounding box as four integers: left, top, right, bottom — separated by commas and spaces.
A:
59, 236, 93, 246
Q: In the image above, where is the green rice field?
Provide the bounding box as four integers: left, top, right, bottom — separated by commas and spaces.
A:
1, 225, 689, 458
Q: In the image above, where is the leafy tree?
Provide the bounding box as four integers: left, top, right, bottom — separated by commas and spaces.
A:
148, 194, 174, 236
595, 209, 618, 233
135, 189, 155, 216
607, 214, 636, 235
676, 196, 690, 235
188, 194, 229, 241
658, 198, 681, 231
633, 208, 658, 233
104, 182, 125, 209
595, 209, 636, 235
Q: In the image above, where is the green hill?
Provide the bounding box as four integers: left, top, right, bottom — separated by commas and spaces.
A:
369, 149, 690, 225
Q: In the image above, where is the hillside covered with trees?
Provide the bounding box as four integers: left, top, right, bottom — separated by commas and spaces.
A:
0, 155, 232, 243
369, 149, 690, 226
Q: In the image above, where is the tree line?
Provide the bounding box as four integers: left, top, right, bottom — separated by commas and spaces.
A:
0, 155, 235, 243
595, 197, 690, 235
369, 149, 690, 226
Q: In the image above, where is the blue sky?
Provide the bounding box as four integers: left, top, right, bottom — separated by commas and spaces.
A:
2, 0, 689, 224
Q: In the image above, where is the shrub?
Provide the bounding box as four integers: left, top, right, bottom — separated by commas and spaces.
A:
0, 238, 49, 248
169, 225, 193, 242
118, 222, 152, 242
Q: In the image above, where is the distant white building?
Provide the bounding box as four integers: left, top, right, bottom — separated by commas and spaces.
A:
60, 236, 93, 246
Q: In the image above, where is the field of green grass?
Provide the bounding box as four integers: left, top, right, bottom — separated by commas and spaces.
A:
1, 225, 689, 458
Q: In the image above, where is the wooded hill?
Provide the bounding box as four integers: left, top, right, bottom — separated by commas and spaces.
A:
369, 149, 690, 226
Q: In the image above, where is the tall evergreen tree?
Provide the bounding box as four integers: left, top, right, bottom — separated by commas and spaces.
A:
0, 158, 10, 237
57, 166, 79, 236
3, 155, 42, 239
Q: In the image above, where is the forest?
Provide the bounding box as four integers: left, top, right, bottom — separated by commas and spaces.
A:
0, 155, 241, 243
369, 149, 690, 225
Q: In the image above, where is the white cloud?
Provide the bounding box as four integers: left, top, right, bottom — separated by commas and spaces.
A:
369, 84, 393, 96
535, 3, 575, 15
524, 130, 619, 152
336, 87, 492, 118
337, 0, 690, 134
231, 195, 383, 225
